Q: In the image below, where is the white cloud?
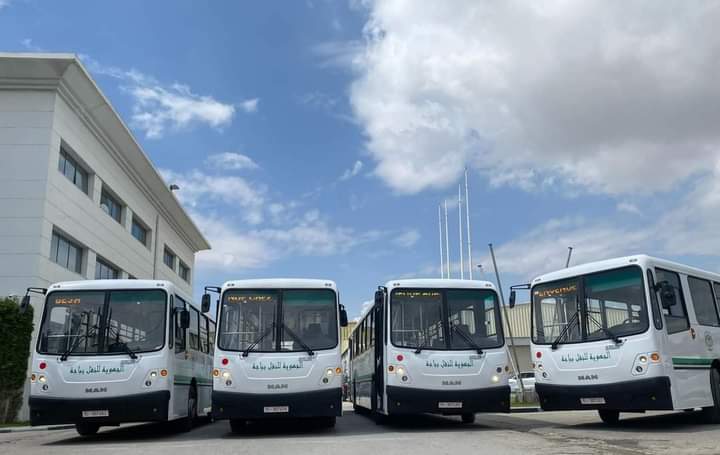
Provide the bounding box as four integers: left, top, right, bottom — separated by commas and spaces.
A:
80, 55, 243, 139
0, 1, 10, 10
340, 160, 364, 180
350, 1, 720, 195
240, 98, 259, 113
616, 202, 641, 215
160, 169, 265, 225
21, 38, 43, 52
394, 229, 420, 248
354, 300, 374, 321
312, 40, 364, 69
206, 152, 259, 171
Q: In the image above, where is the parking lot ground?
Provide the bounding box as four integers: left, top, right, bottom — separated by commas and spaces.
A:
2, 409, 720, 455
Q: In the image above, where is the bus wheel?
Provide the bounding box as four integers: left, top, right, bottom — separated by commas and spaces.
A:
229, 419, 246, 434
75, 423, 99, 436
701, 368, 720, 423
461, 413, 476, 424
180, 387, 198, 432
598, 410, 620, 425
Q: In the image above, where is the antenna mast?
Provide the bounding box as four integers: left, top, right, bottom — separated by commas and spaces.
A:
464, 169, 473, 280
444, 200, 450, 278
438, 205, 445, 278
565, 246, 574, 268
458, 185, 464, 279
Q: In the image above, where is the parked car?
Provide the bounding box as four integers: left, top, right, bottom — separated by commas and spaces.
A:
509, 371, 536, 393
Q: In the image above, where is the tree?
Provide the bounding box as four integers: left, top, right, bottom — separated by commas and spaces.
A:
0, 297, 34, 423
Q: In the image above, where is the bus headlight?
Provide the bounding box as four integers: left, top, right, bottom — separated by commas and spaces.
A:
222, 371, 231, 379
396, 367, 406, 377
38, 375, 46, 383
632, 353, 651, 376
491, 375, 500, 383
326, 368, 334, 377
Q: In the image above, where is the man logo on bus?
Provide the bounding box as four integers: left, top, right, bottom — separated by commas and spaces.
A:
267, 383, 288, 390
85, 387, 107, 393
578, 374, 599, 381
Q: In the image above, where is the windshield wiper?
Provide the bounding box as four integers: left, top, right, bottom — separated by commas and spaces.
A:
242, 322, 275, 357
586, 312, 623, 345
551, 310, 580, 351
281, 323, 315, 357
452, 325, 484, 355
60, 312, 99, 361
414, 334, 429, 354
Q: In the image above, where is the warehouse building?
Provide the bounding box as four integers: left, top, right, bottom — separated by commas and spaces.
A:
0, 53, 210, 419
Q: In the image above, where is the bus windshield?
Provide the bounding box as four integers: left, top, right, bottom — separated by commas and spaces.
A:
37, 290, 167, 355
218, 289, 338, 352
391, 288, 503, 350
532, 266, 649, 345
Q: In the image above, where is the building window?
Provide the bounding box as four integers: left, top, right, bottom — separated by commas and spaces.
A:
163, 247, 176, 270
58, 147, 88, 194
179, 262, 190, 282
95, 257, 119, 279
131, 217, 149, 246
100, 189, 122, 223
50, 230, 83, 274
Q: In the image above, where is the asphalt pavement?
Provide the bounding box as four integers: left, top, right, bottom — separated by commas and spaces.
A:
2, 407, 720, 455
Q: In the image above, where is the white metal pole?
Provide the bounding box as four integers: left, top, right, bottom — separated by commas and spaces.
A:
444, 200, 450, 278
464, 169, 473, 280
458, 185, 464, 280
438, 205, 445, 278
489, 243, 524, 392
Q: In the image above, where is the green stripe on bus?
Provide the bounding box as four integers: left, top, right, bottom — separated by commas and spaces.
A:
672, 357, 714, 367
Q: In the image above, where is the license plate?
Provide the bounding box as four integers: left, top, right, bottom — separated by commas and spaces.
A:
580, 397, 606, 405
263, 406, 289, 413
438, 401, 463, 409
82, 410, 109, 418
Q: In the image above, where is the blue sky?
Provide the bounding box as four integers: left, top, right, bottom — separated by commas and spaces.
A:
3, 1, 720, 318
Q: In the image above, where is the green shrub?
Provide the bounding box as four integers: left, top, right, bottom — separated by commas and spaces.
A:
0, 297, 34, 423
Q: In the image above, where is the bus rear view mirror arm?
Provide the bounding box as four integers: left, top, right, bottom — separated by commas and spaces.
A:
179, 309, 190, 329
654, 281, 677, 309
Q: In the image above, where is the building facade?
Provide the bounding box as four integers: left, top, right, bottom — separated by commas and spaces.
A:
0, 53, 210, 420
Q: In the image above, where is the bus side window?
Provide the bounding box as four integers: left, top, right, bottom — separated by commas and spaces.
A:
174, 295, 186, 353
189, 307, 200, 351
715, 283, 720, 315
688, 276, 720, 327
656, 268, 689, 334
647, 270, 663, 330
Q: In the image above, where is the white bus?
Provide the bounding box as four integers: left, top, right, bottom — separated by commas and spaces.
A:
515, 255, 720, 424
25, 280, 214, 436
350, 279, 511, 423
203, 279, 349, 432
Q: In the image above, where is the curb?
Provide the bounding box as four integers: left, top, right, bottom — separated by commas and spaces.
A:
0, 424, 75, 434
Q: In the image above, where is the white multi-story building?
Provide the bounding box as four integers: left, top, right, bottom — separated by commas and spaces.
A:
0, 53, 210, 419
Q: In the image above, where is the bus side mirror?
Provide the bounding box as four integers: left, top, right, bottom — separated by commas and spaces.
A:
339, 304, 349, 327
201, 294, 211, 313
374, 290, 384, 306
20, 295, 31, 314
508, 290, 516, 308
657, 282, 677, 309
179, 309, 190, 329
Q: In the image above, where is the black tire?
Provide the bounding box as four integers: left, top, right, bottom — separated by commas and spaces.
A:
461, 413, 476, 424
702, 368, 720, 423
75, 422, 99, 436
179, 386, 198, 432
229, 419, 247, 434
598, 409, 620, 425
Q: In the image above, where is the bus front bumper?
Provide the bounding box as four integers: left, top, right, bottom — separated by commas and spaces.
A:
213, 388, 342, 419
386, 385, 510, 415
29, 390, 170, 426
536, 376, 673, 411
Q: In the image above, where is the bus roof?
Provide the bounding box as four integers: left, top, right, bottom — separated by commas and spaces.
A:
48, 279, 176, 291
221, 278, 337, 291
384, 278, 497, 291
531, 254, 720, 285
